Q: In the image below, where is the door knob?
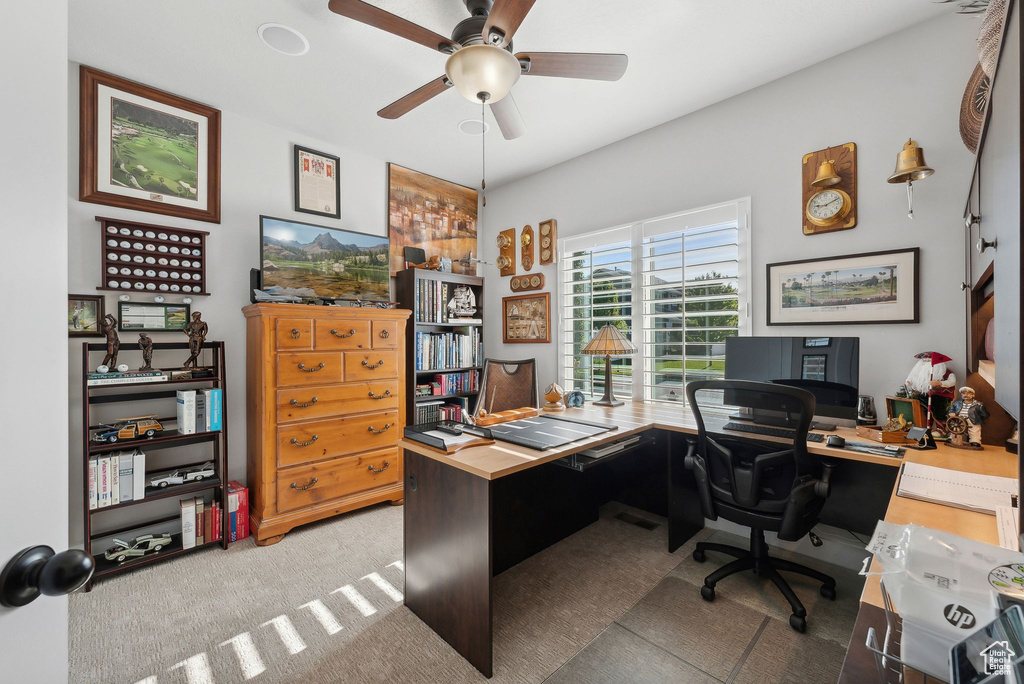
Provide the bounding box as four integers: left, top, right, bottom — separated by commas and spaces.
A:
1, 545, 94, 607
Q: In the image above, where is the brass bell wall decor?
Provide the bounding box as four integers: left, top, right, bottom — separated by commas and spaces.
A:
887, 139, 934, 219
811, 159, 842, 187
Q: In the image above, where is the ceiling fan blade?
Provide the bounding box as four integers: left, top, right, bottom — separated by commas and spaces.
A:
516, 52, 628, 81
377, 76, 452, 119
482, 0, 536, 47
489, 93, 526, 140
328, 0, 457, 53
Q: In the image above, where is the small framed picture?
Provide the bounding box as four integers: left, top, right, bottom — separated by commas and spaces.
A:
117, 301, 190, 332
502, 293, 550, 343
68, 294, 105, 337
294, 145, 341, 218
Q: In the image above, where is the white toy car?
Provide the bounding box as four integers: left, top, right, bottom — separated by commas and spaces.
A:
149, 462, 215, 488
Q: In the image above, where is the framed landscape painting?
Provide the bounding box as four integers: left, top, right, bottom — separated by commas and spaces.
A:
68, 294, 104, 337
387, 164, 478, 275
766, 247, 919, 325
503, 293, 550, 343
80, 66, 221, 223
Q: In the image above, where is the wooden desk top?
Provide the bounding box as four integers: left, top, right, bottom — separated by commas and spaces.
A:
398, 400, 907, 480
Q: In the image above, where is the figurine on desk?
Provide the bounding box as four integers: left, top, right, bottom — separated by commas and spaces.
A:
947, 386, 989, 449
905, 351, 956, 436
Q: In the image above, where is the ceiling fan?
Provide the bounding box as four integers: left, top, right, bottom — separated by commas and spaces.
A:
327, 0, 628, 140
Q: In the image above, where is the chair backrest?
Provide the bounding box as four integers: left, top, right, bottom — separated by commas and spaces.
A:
473, 358, 539, 418
685, 379, 826, 540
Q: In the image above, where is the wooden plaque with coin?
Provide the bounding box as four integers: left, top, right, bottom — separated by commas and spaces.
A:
539, 219, 557, 265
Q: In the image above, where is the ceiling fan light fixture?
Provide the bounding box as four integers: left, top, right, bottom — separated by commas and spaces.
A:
445, 44, 521, 103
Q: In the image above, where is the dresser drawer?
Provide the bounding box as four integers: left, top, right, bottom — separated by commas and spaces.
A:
277, 410, 399, 467
276, 447, 400, 513
372, 320, 399, 349
314, 320, 371, 350
276, 318, 312, 351
276, 381, 400, 423
344, 350, 398, 381
277, 352, 343, 387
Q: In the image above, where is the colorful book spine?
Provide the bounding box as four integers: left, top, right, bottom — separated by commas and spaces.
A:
195, 498, 205, 546
208, 388, 222, 431
88, 459, 97, 510
86, 373, 167, 387
98, 456, 111, 508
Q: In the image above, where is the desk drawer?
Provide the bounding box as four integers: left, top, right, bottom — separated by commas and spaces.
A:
372, 320, 399, 349
276, 448, 400, 513
344, 351, 398, 381
276, 318, 312, 351
277, 352, 343, 387
314, 320, 371, 350
276, 381, 400, 423
277, 410, 399, 467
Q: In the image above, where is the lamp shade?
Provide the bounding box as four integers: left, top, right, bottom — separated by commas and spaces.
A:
582, 324, 636, 356
445, 44, 521, 103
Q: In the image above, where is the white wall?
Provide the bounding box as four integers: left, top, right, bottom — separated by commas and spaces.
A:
0, 3, 71, 682
67, 70, 390, 545
481, 13, 977, 408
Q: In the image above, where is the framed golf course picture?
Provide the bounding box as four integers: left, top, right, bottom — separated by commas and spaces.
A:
79, 66, 222, 223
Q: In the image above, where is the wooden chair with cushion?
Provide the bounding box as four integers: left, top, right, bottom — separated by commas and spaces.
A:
473, 358, 539, 419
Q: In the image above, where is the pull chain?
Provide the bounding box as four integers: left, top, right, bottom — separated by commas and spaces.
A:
481, 98, 487, 207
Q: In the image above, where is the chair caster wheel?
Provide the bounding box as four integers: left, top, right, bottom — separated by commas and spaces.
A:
692, 549, 706, 563
789, 614, 807, 633
820, 585, 837, 600
700, 585, 715, 602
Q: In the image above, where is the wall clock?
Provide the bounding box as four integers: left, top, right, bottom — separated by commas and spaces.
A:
521, 225, 534, 271
539, 219, 557, 265
802, 143, 857, 235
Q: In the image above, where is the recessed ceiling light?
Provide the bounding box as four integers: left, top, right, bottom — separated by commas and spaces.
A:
458, 119, 490, 136
258, 23, 309, 57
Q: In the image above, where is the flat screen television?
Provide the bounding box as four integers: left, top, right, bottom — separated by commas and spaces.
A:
260, 216, 390, 302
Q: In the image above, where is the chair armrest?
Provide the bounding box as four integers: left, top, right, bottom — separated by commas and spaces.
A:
814, 458, 839, 499
683, 438, 697, 471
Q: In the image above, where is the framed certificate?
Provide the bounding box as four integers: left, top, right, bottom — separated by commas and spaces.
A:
117, 302, 190, 332
294, 145, 341, 219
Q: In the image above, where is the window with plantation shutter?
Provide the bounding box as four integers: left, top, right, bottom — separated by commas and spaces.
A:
559, 199, 750, 406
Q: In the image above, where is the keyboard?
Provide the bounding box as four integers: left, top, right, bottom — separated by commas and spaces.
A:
722, 422, 824, 443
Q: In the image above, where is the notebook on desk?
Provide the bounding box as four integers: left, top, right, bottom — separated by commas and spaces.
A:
896, 461, 1018, 516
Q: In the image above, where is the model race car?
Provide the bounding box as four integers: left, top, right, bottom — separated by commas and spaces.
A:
92, 415, 164, 443
148, 462, 215, 488
103, 533, 172, 563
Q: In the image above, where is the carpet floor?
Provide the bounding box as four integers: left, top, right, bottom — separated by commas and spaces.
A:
69, 503, 862, 684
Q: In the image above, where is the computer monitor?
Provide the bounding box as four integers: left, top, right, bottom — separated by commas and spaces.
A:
724, 336, 860, 427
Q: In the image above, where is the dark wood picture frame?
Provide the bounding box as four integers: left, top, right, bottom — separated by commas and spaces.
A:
502, 293, 550, 344
68, 294, 105, 337
293, 144, 341, 219
116, 301, 191, 332
766, 247, 920, 326
79, 66, 222, 223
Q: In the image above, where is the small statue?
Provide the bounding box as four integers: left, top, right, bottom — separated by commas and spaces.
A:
139, 333, 154, 371
905, 351, 956, 434
447, 284, 477, 318
100, 314, 120, 370
182, 312, 208, 369
543, 383, 565, 411
947, 386, 989, 448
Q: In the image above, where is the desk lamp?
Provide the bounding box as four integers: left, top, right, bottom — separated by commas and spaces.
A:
582, 324, 637, 407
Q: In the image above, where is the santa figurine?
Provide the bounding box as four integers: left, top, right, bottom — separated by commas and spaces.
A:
904, 351, 956, 434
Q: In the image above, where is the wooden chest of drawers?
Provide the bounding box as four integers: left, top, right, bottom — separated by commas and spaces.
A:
243, 303, 410, 546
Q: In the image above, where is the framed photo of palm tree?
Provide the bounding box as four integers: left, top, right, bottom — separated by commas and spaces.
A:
766, 247, 919, 325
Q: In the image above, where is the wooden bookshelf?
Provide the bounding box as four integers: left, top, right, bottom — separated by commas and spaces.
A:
80, 340, 230, 589
397, 269, 484, 425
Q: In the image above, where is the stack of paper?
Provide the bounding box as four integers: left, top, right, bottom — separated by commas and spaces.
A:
896, 462, 1017, 516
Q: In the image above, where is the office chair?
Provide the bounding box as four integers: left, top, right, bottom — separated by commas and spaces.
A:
683, 380, 837, 633
473, 358, 539, 418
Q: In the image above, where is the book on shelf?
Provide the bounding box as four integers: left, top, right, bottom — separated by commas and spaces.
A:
414, 328, 482, 371
87, 371, 166, 387
98, 456, 111, 508
227, 481, 249, 542
177, 390, 196, 435
132, 449, 146, 501
432, 370, 479, 396
195, 498, 205, 546
88, 459, 97, 510
415, 278, 480, 324
88, 449, 148, 507
175, 388, 222, 435
110, 453, 120, 504
414, 397, 470, 425
118, 452, 133, 503
180, 498, 197, 549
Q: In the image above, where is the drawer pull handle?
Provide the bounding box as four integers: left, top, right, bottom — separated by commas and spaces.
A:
290, 435, 319, 447
297, 362, 325, 372
290, 477, 318, 491
379, 329, 391, 339
368, 389, 391, 400
368, 423, 392, 435
330, 328, 356, 338
289, 397, 318, 408
368, 461, 391, 474
290, 328, 301, 339
362, 359, 385, 370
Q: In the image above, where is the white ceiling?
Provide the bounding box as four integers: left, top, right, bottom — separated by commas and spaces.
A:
69, 0, 949, 188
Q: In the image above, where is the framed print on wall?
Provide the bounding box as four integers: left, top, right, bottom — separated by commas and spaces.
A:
68, 294, 105, 337
294, 145, 341, 218
766, 247, 919, 325
502, 293, 551, 343
116, 301, 190, 332
79, 66, 221, 223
